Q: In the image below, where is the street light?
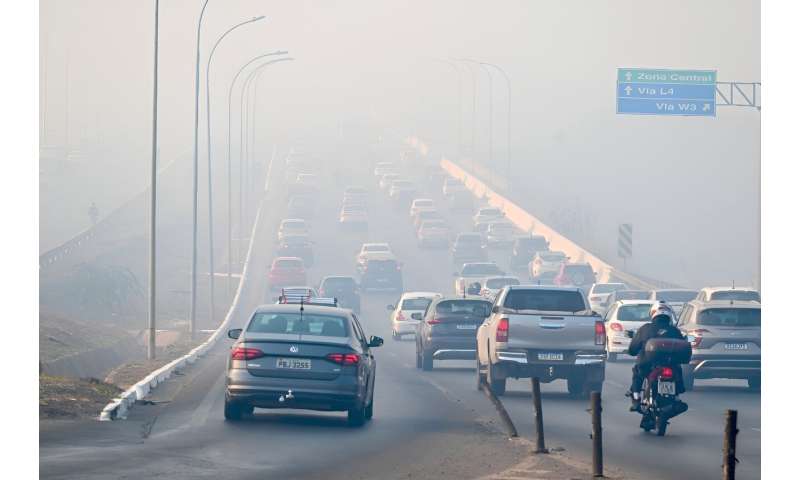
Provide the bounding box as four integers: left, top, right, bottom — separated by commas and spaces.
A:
204, 15, 266, 312
430, 58, 463, 159
459, 58, 494, 180
147, 0, 160, 360
225, 51, 288, 293
451, 58, 478, 171
481, 62, 511, 192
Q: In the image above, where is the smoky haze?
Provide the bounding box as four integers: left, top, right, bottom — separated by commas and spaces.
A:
39, 0, 760, 288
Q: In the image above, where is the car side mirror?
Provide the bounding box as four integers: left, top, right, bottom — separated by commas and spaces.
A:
411, 312, 422, 321
386, 304, 394, 311
228, 328, 242, 340
625, 330, 635, 339
368, 336, 384, 348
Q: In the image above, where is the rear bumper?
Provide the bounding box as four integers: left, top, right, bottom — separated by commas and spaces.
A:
491, 351, 606, 382
426, 338, 477, 360
393, 320, 419, 335
226, 372, 362, 411
687, 355, 761, 379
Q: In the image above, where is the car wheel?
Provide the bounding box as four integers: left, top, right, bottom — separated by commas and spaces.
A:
224, 397, 244, 421
347, 404, 367, 427
607, 352, 617, 362
682, 365, 695, 391
415, 343, 423, 369
392, 330, 400, 341
422, 349, 434, 371
476, 357, 486, 391
487, 363, 506, 396
365, 392, 374, 421
747, 376, 761, 392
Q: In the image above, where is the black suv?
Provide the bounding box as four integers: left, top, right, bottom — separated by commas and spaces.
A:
319, 275, 361, 314
415, 297, 492, 371
509, 235, 549, 272
276, 234, 314, 267
452, 232, 488, 265
360, 258, 403, 292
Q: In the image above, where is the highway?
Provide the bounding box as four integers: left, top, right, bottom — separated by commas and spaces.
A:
39, 143, 760, 479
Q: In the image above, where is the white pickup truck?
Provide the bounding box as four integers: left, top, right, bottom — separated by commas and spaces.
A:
476, 285, 606, 397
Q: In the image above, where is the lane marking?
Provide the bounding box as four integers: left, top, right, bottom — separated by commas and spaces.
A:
189, 372, 226, 429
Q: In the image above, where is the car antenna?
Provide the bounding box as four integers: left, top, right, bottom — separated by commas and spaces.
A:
463, 284, 466, 299
732, 279, 736, 289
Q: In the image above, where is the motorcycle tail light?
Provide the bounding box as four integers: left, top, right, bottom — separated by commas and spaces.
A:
659, 367, 674, 379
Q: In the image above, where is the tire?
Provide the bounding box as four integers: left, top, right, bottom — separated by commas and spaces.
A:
607, 352, 618, 362
422, 349, 434, 371
347, 404, 367, 427
392, 330, 400, 341
747, 376, 761, 391
682, 365, 695, 391
656, 415, 669, 436
365, 392, 374, 421
487, 363, 506, 396
415, 344, 423, 369
224, 398, 244, 421
476, 357, 486, 391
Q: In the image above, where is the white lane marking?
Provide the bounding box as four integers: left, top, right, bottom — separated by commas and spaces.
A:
387, 351, 398, 358
189, 372, 226, 428
605, 380, 627, 390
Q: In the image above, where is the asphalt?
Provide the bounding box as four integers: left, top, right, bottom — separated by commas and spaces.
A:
39, 142, 760, 479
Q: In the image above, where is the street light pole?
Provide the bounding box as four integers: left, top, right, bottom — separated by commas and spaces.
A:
460, 59, 494, 181
147, 0, 159, 360
482, 62, 511, 192
432, 59, 463, 160
204, 15, 265, 302
190, 0, 210, 338
452, 58, 477, 171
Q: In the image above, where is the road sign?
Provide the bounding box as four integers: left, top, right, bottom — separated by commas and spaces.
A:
617, 68, 716, 117
618, 223, 633, 259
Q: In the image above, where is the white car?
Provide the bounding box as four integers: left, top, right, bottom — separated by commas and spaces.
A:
339, 204, 368, 228
374, 162, 397, 177
453, 262, 505, 295
480, 276, 521, 300
387, 291, 442, 340
648, 289, 699, 316
409, 198, 436, 218
356, 242, 393, 268
442, 177, 465, 197
278, 218, 309, 242
472, 207, 504, 226
695, 286, 760, 303
417, 219, 450, 248
587, 282, 628, 315
529, 250, 568, 281
379, 173, 401, 191
485, 221, 515, 247
603, 300, 653, 361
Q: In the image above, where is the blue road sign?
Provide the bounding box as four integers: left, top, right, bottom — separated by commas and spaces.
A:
617, 68, 717, 117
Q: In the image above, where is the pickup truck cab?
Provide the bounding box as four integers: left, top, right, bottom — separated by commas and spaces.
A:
476, 285, 606, 397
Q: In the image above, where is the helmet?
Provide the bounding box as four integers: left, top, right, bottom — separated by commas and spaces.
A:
649, 301, 674, 321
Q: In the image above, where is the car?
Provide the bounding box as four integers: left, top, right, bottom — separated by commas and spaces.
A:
605, 289, 650, 305
339, 204, 368, 229
648, 289, 700, 316
473, 220, 493, 242
409, 198, 436, 218
356, 242, 393, 268
677, 300, 761, 391
529, 250, 568, 280
508, 235, 549, 272
374, 162, 397, 177
587, 283, 628, 315
472, 206, 504, 226
342, 194, 368, 209
344, 186, 369, 198
451, 232, 488, 265
485, 221, 516, 247
268, 257, 307, 290
695, 286, 760, 303
553, 262, 597, 294
448, 190, 474, 212
477, 285, 605, 396
602, 300, 653, 361
387, 291, 442, 340
417, 219, 450, 248
413, 209, 444, 229
319, 275, 361, 314
224, 303, 383, 425
287, 195, 316, 219
379, 173, 401, 190
479, 276, 521, 300
360, 257, 403, 292
276, 234, 315, 267
416, 297, 493, 370
278, 218, 309, 242
389, 180, 417, 201
442, 177, 465, 197
453, 262, 505, 295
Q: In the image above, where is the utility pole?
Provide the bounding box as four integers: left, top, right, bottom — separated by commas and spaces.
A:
147, 0, 159, 360
482, 62, 511, 192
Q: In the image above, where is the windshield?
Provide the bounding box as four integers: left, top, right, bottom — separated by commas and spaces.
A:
710, 290, 761, 302
615, 290, 650, 300
593, 284, 626, 294
504, 289, 587, 312
401, 298, 433, 310
422, 220, 446, 229
274, 259, 302, 268
364, 245, 389, 252
486, 278, 520, 289
457, 235, 482, 244
616, 304, 652, 321
435, 300, 492, 317
461, 264, 503, 276
697, 308, 761, 327
656, 291, 698, 302
564, 265, 594, 276
321, 277, 356, 291
248, 312, 349, 337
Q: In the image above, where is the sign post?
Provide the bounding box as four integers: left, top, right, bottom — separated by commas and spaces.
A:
618, 223, 633, 270
617, 68, 717, 117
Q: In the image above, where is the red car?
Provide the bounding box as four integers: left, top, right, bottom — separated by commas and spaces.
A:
553, 262, 597, 294
268, 257, 307, 290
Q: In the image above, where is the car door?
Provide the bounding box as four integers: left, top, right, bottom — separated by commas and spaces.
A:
351, 314, 374, 398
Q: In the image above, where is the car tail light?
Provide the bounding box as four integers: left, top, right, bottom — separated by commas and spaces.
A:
231, 347, 265, 360
590, 296, 602, 302
609, 322, 623, 332
594, 321, 605, 345
427, 316, 442, 325
396, 311, 405, 322
496, 318, 509, 342
326, 353, 360, 365
658, 367, 674, 379
687, 329, 710, 348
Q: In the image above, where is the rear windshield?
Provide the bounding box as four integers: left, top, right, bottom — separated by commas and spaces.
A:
615, 290, 650, 300
321, 277, 356, 290
274, 259, 302, 268
401, 298, 433, 310
593, 284, 626, 294
518, 238, 547, 250
540, 252, 565, 262
697, 308, 761, 327
656, 291, 698, 303
503, 289, 587, 312
435, 300, 492, 317
367, 260, 397, 271
709, 291, 761, 302
282, 236, 309, 245
486, 278, 520, 289
479, 208, 501, 216
489, 223, 513, 232
422, 220, 446, 228
616, 304, 652, 322
420, 211, 441, 219
281, 221, 305, 229
457, 235, 482, 244
414, 200, 434, 207
248, 313, 349, 337
364, 245, 389, 252
461, 264, 503, 276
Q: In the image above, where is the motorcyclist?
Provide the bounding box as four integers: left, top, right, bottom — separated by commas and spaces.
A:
627, 301, 686, 411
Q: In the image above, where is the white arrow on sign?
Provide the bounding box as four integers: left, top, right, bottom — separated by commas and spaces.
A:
625, 71, 632, 81
624, 86, 632, 95
703, 103, 710, 111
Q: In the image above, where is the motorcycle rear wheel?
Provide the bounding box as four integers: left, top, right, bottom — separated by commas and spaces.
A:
656, 415, 669, 436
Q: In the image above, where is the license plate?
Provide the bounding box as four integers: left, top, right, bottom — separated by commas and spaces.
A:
276, 358, 312, 370
537, 352, 564, 361
456, 324, 477, 330
657, 380, 676, 395
725, 343, 748, 350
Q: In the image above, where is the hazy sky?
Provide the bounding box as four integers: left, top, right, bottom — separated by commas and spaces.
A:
39, 0, 760, 287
